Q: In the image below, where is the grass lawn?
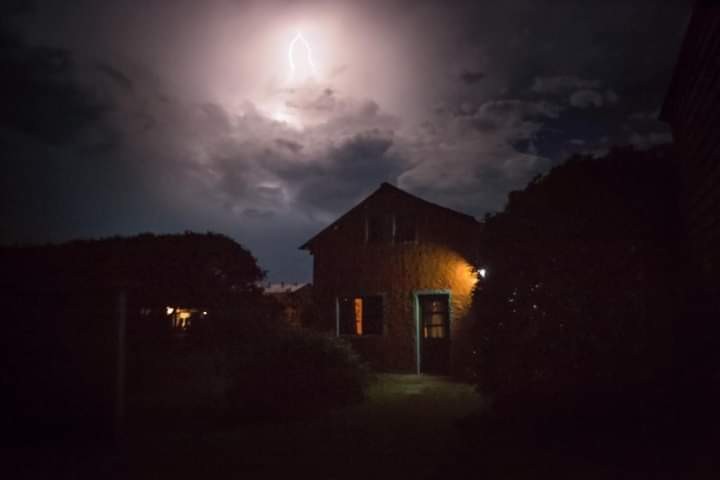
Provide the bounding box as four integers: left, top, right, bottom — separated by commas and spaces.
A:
122, 374, 483, 479
7, 374, 719, 478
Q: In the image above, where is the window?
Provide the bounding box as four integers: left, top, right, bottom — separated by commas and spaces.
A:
366, 215, 392, 244
165, 307, 208, 333
338, 295, 383, 335
420, 295, 449, 339
166, 307, 197, 332
394, 215, 416, 242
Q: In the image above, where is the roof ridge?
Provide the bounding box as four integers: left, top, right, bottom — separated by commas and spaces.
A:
381, 182, 477, 221
299, 182, 478, 250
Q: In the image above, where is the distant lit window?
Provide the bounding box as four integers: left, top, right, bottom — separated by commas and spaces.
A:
394, 215, 416, 243
166, 306, 198, 332
366, 215, 392, 244
338, 295, 383, 335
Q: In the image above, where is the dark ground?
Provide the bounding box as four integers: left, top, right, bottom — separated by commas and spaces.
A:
4, 375, 480, 479
4, 374, 719, 479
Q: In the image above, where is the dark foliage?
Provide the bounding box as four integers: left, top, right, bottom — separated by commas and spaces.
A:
2, 232, 369, 438
1, 290, 121, 444
0, 233, 268, 440
0, 232, 265, 308
129, 325, 370, 429
472, 145, 682, 409
223, 329, 370, 420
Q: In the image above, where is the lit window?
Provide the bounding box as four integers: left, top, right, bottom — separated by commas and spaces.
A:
168, 307, 197, 332
420, 295, 449, 339
353, 298, 362, 335
339, 295, 383, 335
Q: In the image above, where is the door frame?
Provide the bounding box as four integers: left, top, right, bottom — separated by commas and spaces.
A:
412, 289, 452, 374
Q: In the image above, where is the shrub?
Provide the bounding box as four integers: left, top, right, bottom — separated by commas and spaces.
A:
224, 329, 371, 421
471, 145, 681, 409
127, 327, 370, 427
128, 347, 229, 422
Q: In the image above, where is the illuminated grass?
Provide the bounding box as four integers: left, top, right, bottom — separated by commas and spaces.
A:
125, 374, 483, 479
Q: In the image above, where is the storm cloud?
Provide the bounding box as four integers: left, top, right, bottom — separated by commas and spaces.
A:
1, 0, 690, 281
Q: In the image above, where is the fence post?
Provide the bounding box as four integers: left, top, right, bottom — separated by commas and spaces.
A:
114, 289, 126, 442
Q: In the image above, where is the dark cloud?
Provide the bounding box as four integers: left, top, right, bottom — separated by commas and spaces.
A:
460, 70, 486, 85
0, 26, 109, 145
95, 63, 133, 91
274, 138, 304, 153
628, 131, 673, 150
531, 76, 601, 94
1, 0, 690, 281
242, 208, 275, 219
470, 99, 561, 136
294, 130, 405, 214
569, 89, 605, 108
200, 102, 233, 133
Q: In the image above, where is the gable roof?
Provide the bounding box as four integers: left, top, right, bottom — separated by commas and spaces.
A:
299, 182, 479, 250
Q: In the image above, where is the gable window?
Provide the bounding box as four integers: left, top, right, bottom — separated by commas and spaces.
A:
366, 215, 392, 244
338, 295, 383, 335
394, 215, 416, 242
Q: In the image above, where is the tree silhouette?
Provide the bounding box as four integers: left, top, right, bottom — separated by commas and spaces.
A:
472, 145, 682, 409
1, 232, 265, 309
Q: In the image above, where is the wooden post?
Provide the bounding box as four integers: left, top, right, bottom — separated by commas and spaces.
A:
114, 290, 126, 442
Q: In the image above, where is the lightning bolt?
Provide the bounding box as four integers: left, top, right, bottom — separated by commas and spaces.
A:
287, 32, 318, 83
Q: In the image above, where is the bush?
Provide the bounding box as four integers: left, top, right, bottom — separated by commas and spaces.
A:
224, 329, 371, 421
471, 145, 681, 409
128, 347, 229, 422
127, 326, 371, 428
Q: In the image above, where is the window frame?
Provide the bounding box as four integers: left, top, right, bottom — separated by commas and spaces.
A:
412, 290, 453, 374
420, 295, 450, 339
336, 294, 385, 336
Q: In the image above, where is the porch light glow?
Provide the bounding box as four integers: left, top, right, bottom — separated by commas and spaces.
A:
454, 261, 478, 290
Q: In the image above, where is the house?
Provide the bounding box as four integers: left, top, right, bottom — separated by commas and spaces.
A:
660, 0, 720, 385
300, 182, 483, 375
660, 0, 720, 308
262, 282, 313, 328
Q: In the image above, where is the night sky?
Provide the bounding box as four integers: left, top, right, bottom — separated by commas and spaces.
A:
1, 0, 690, 282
